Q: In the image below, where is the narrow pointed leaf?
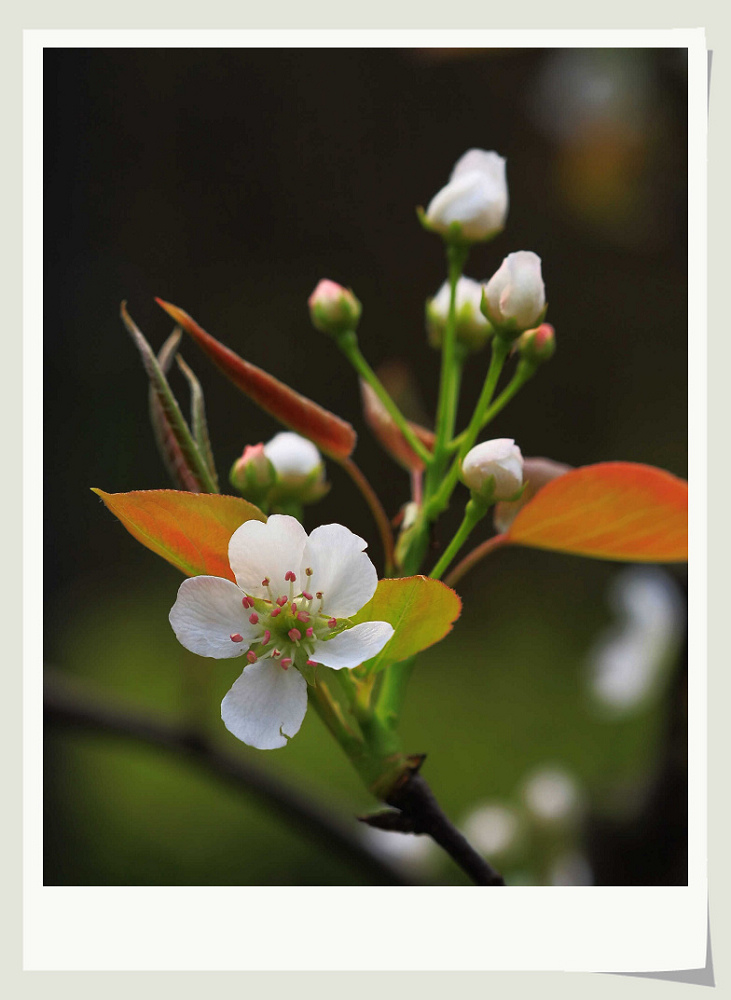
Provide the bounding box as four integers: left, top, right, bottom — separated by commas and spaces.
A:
148, 329, 202, 492
122, 303, 217, 493
92, 488, 265, 579
176, 353, 219, 490
155, 298, 357, 459
505, 462, 688, 562
360, 380, 435, 472
351, 575, 462, 674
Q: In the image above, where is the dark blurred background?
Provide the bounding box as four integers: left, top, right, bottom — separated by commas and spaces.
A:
44, 47, 688, 885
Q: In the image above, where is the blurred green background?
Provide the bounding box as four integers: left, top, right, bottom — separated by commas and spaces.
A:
44, 46, 688, 885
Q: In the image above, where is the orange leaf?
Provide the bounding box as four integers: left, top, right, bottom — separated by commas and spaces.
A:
155, 298, 357, 460
92, 489, 266, 579
506, 462, 687, 562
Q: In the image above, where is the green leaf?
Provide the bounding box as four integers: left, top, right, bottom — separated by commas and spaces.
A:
121, 303, 217, 494
176, 353, 219, 491
351, 576, 462, 674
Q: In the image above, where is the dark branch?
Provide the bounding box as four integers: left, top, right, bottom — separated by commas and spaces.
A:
44, 669, 414, 886
386, 771, 505, 886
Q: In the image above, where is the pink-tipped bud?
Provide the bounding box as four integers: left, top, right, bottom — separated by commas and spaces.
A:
229, 442, 276, 498
288, 628, 302, 642
246, 651, 257, 663
517, 323, 556, 365
230, 633, 244, 643
249, 612, 259, 625
308, 279, 362, 337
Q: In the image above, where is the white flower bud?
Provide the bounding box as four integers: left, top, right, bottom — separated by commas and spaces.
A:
461, 438, 524, 501
264, 432, 328, 505
308, 279, 362, 336
425, 149, 508, 242
426, 276, 492, 352
483, 251, 546, 333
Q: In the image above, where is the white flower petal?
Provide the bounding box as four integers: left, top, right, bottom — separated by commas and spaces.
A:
221, 660, 308, 749
301, 524, 378, 618
264, 432, 322, 482
169, 576, 257, 658
229, 514, 308, 599
313, 621, 394, 670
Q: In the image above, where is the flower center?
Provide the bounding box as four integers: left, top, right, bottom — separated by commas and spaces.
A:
229, 568, 346, 670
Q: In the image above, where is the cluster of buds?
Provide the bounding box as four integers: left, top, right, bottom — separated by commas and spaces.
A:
230, 432, 328, 511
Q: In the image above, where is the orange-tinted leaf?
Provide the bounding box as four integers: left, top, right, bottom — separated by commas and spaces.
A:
351, 575, 462, 673
155, 298, 357, 460
360, 380, 435, 472
506, 462, 687, 562
92, 489, 266, 579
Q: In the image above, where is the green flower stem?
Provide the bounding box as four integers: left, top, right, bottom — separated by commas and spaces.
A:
334, 331, 433, 467
430, 243, 470, 479
430, 496, 490, 581
449, 357, 538, 453
373, 655, 417, 730
426, 336, 512, 519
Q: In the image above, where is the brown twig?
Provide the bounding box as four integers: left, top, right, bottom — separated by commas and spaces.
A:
444, 533, 508, 589
44, 668, 414, 886
337, 456, 396, 574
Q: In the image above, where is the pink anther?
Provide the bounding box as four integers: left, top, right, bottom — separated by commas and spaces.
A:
263, 629, 271, 644
305, 627, 314, 639
302, 591, 313, 601
248, 612, 259, 625
280, 657, 292, 669
261, 577, 270, 587
284, 570, 297, 582
327, 617, 337, 628
276, 595, 288, 607
230, 633, 244, 643
246, 651, 257, 663
242, 595, 254, 609
306, 659, 317, 667
316, 591, 323, 600
305, 567, 313, 576
297, 612, 310, 623
288, 628, 302, 642
271, 607, 281, 618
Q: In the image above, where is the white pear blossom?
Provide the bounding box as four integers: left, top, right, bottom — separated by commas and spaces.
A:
461, 438, 524, 501
169, 514, 394, 749
425, 149, 508, 242
264, 432, 323, 487
483, 251, 546, 332
426, 276, 492, 352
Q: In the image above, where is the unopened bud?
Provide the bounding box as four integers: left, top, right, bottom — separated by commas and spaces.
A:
229, 443, 276, 499
517, 323, 555, 365
461, 438, 524, 502
426, 277, 493, 353
423, 149, 508, 243
308, 279, 362, 337
493, 457, 571, 533
264, 431, 329, 505
482, 251, 546, 337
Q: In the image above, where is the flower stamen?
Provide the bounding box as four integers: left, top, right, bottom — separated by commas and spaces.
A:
230, 633, 244, 643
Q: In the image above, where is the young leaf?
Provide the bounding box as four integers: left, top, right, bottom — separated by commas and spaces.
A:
92, 488, 265, 579
148, 329, 203, 492
360, 380, 435, 472
350, 576, 462, 674
506, 462, 688, 562
176, 354, 219, 491
121, 304, 217, 493
155, 298, 357, 460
